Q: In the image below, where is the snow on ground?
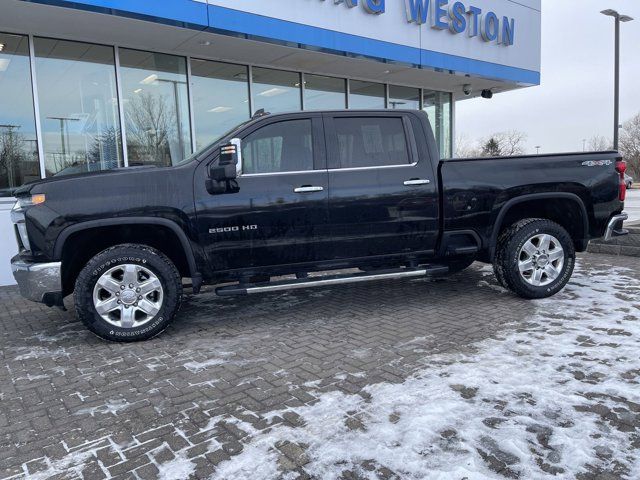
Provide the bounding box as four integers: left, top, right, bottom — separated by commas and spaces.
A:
212, 263, 640, 479
155, 449, 197, 480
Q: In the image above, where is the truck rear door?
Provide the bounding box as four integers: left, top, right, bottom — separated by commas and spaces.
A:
323, 112, 439, 260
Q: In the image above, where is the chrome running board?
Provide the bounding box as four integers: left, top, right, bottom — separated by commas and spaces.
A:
215, 265, 449, 296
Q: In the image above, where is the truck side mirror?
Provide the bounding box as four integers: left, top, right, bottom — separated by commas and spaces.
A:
210, 138, 241, 181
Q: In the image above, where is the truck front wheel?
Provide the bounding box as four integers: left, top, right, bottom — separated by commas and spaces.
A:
494, 219, 575, 299
74, 244, 182, 342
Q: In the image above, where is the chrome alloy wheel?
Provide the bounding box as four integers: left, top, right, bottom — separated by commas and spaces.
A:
92, 264, 164, 328
517, 234, 565, 287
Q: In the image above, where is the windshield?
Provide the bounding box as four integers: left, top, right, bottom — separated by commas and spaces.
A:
176, 119, 253, 165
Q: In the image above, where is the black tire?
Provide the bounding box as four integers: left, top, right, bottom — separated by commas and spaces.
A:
74, 244, 182, 342
494, 218, 575, 299
493, 226, 511, 288
443, 255, 476, 274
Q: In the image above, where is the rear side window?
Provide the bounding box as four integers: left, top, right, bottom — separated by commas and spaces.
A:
334, 117, 410, 168
242, 119, 314, 174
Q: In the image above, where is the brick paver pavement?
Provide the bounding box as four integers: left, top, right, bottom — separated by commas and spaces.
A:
0, 253, 639, 479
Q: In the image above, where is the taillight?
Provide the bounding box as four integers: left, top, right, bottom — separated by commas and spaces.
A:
616, 160, 626, 201
616, 161, 627, 174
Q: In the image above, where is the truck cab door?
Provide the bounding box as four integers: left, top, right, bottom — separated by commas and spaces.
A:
193, 114, 330, 273
324, 112, 439, 260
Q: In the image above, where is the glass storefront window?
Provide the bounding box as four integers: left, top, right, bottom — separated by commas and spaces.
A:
190, 59, 250, 151
119, 49, 191, 166
4, 31, 457, 177
0, 33, 40, 196
304, 75, 346, 110
34, 38, 122, 177
349, 80, 385, 109
252, 67, 301, 114
423, 91, 452, 158
388, 85, 420, 110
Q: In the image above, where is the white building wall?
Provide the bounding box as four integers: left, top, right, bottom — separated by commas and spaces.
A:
205, 0, 541, 74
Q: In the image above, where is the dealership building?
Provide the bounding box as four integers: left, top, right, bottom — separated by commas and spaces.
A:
0, 0, 541, 285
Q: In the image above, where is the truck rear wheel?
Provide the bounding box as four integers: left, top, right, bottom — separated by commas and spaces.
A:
494, 219, 575, 299
74, 244, 182, 342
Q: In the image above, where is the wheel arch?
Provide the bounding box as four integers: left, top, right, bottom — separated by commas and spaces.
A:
55, 218, 199, 296
489, 193, 589, 261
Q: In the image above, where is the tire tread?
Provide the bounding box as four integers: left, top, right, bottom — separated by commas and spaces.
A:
74, 243, 182, 342
494, 219, 575, 299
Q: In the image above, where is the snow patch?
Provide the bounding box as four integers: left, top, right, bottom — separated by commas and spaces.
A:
211, 263, 640, 479
156, 449, 196, 480
12, 346, 70, 361
75, 399, 134, 417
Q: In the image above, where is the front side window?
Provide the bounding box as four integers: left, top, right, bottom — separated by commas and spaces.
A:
334, 117, 410, 168
242, 119, 313, 175
0, 33, 40, 196
119, 49, 191, 167
34, 37, 123, 177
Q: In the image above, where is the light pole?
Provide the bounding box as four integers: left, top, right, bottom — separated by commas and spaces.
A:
155, 78, 188, 159
47, 116, 80, 170
601, 9, 633, 151
535, 145, 541, 154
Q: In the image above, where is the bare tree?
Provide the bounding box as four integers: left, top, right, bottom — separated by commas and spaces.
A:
0, 126, 27, 191
454, 133, 481, 158
620, 112, 640, 178
126, 92, 174, 166
88, 127, 121, 169
586, 135, 612, 152
479, 130, 527, 157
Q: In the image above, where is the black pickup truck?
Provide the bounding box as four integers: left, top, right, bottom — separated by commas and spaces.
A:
11, 110, 629, 341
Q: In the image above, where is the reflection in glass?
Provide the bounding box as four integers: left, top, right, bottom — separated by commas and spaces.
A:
388, 85, 420, 110
349, 80, 385, 109
242, 120, 313, 174
119, 49, 191, 166
334, 117, 410, 168
0, 33, 40, 196
423, 91, 452, 158
34, 38, 122, 177
304, 75, 346, 110
191, 59, 250, 150
252, 67, 301, 114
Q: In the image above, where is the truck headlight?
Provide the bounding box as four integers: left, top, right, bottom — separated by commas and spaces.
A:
11, 194, 45, 251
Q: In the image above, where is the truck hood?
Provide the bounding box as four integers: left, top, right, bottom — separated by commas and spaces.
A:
13, 166, 157, 196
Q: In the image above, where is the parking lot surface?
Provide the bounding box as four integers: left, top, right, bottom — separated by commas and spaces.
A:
1, 253, 639, 479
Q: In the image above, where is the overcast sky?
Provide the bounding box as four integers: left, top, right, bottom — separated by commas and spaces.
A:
456, 0, 640, 154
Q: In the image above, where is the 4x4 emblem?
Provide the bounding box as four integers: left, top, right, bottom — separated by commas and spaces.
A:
581, 160, 613, 167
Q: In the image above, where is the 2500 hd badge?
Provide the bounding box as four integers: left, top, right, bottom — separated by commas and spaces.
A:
209, 225, 258, 234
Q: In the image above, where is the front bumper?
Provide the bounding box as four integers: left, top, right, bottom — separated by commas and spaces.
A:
604, 213, 629, 242
11, 256, 63, 306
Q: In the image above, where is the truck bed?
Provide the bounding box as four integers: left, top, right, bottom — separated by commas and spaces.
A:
438, 150, 624, 258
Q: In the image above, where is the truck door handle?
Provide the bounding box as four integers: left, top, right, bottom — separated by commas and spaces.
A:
294, 186, 324, 193
404, 179, 431, 186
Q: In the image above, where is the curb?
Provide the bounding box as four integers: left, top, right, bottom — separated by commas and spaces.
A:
588, 221, 640, 257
